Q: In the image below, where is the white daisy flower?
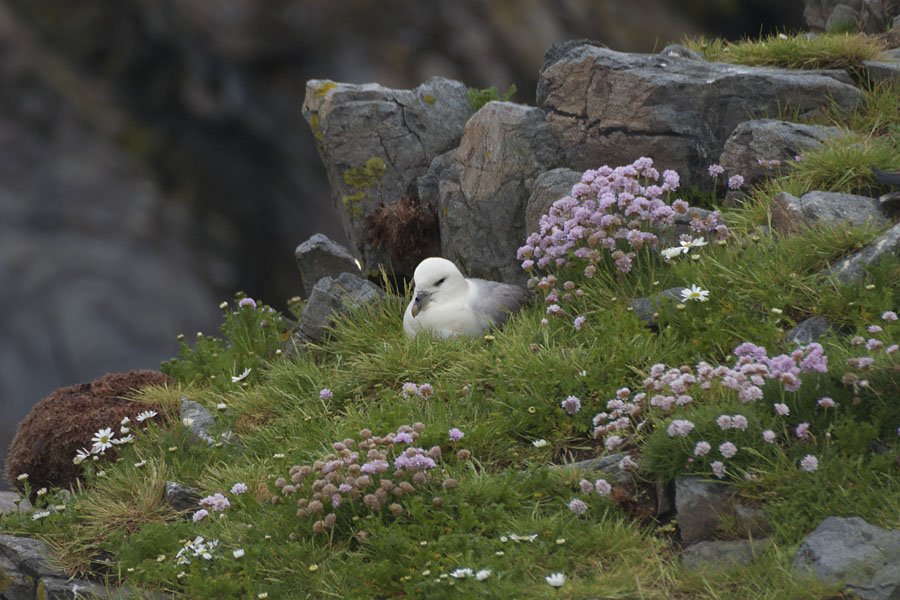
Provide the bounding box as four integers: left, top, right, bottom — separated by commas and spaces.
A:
475, 569, 491, 581
231, 368, 252, 383
680, 285, 710, 302
546, 572, 566, 587
531, 439, 549, 448
450, 568, 473, 579
135, 410, 157, 423
91, 428, 115, 453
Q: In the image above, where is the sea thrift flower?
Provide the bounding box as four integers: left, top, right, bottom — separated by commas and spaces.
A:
319, 388, 333, 400
231, 483, 248, 495
605, 435, 624, 451
417, 384, 434, 398
694, 441, 711, 456
573, 315, 587, 330
560, 395, 582, 415
568, 498, 589, 514
238, 298, 257, 309
886, 344, 898, 354
817, 397, 836, 409
716, 415, 733, 429
710, 461, 726, 479
882, 311, 897, 321
774, 403, 790, 416
708, 164, 725, 177
594, 479, 612, 496
762, 430, 776, 443
867, 325, 883, 333
732, 415, 749, 430
579, 479, 594, 494
719, 442, 737, 458
795, 422, 810, 439
449, 428, 464, 442
401, 382, 419, 398
192, 509, 209, 522
800, 455, 819, 472
199, 493, 231, 512
727, 174, 744, 189
667, 419, 695, 437
866, 339, 884, 351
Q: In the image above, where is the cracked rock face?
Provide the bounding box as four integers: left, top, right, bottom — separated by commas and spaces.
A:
301, 78, 470, 279
772, 191, 888, 235
536, 43, 863, 188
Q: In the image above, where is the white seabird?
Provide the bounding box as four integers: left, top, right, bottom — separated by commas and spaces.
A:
403, 257, 528, 339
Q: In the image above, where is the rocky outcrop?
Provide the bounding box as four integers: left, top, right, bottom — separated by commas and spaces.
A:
804, 0, 900, 32
294, 234, 361, 299
825, 222, 900, 284
536, 43, 863, 189
675, 476, 771, 544
719, 120, 843, 186
301, 78, 471, 278
682, 539, 772, 570
524, 168, 583, 235
295, 273, 385, 344
439, 102, 563, 284
793, 516, 900, 600
772, 191, 888, 235
5, 371, 169, 492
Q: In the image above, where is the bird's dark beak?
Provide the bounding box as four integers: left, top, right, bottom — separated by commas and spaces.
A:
411, 291, 431, 318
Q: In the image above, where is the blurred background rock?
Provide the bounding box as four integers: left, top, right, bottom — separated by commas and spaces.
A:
0, 0, 807, 486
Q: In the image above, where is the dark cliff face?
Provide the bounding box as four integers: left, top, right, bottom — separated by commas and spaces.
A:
0, 0, 807, 488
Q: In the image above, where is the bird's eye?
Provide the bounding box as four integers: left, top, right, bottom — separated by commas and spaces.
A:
435, 277, 447, 287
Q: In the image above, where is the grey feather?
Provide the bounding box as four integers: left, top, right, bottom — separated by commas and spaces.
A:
468, 279, 529, 327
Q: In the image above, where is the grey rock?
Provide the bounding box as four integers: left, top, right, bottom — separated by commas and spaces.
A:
558, 453, 634, 485
294, 233, 360, 298
0, 534, 66, 580
524, 168, 583, 236
417, 150, 459, 215
682, 539, 772, 570
787, 316, 837, 345
894, 14, 900, 28
631, 288, 687, 326
804, 0, 852, 30
675, 476, 771, 544
164, 481, 201, 512
863, 61, 900, 84
38, 577, 131, 599
719, 120, 844, 186
885, 47, 900, 60
826, 3, 861, 31
772, 191, 888, 235
301, 77, 471, 278
659, 44, 705, 61
826, 221, 900, 285
440, 102, 563, 284
656, 479, 675, 518
793, 516, 900, 600
0, 551, 32, 599
0, 491, 28, 515
296, 272, 385, 343
537, 43, 862, 189
180, 397, 217, 445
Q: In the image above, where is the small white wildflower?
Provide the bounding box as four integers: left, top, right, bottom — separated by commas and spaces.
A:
681, 285, 710, 302
233, 549, 245, 559
182, 418, 195, 427
31, 510, 51, 521
216, 403, 228, 411
91, 428, 115, 453
272, 453, 285, 459
135, 410, 157, 423
16, 473, 28, 481
36, 487, 47, 497
546, 572, 566, 587
475, 569, 491, 581
531, 439, 549, 448
134, 460, 147, 468
450, 568, 473, 579
231, 368, 252, 383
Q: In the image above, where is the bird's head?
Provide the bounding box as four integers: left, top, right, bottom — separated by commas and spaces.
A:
409, 257, 467, 317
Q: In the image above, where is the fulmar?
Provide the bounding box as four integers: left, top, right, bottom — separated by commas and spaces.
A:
403, 257, 528, 339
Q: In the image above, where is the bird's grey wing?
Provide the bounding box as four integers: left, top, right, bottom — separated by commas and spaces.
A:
468, 279, 529, 327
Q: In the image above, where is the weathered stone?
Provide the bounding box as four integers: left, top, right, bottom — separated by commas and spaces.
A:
631, 288, 687, 326
294, 233, 360, 298
417, 150, 459, 215
894, 14, 900, 28
558, 454, 634, 485
296, 273, 385, 343
0, 535, 65, 581
863, 60, 900, 84
164, 481, 202, 513
180, 397, 217, 445
38, 577, 132, 599
772, 191, 888, 235
0, 491, 28, 515
786, 316, 837, 345
656, 479, 675, 518
524, 168, 583, 236
438, 102, 563, 284
675, 476, 771, 544
719, 120, 843, 186
659, 44, 705, 61
682, 539, 773, 570
537, 43, 862, 189
826, 3, 862, 31
793, 516, 900, 600
0, 551, 32, 600
301, 77, 470, 278
827, 222, 900, 284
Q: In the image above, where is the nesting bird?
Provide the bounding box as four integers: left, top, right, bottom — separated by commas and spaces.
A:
403, 257, 528, 339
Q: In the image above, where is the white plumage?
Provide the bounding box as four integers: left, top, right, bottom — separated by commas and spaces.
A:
403, 257, 527, 339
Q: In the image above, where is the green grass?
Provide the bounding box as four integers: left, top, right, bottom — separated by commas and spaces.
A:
2, 38, 899, 600
686, 32, 886, 70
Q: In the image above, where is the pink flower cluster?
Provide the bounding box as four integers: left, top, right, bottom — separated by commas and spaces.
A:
401, 382, 434, 399
518, 158, 728, 311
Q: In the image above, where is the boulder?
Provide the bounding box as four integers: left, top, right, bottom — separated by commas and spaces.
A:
675, 476, 771, 544
180, 397, 217, 445
295, 273, 385, 343
301, 77, 470, 278
5, 371, 168, 493
786, 316, 837, 345
825, 3, 863, 31
0, 491, 28, 516
772, 191, 888, 235
631, 288, 687, 326
164, 481, 202, 513
536, 43, 862, 189
682, 538, 773, 570
294, 234, 360, 298
0, 535, 66, 587
557, 453, 635, 486
658, 44, 705, 61
863, 61, 900, 84
826, 221, 900, 284
438, 102, 563, 284
805, 0, 898, 32
38, 577, 132, 599
793, 516, 900, 600
719, 120, 843, 186
524, 168, 583, 236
